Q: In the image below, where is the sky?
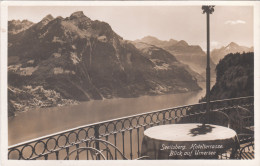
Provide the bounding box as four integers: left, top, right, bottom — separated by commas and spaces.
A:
8, 6, 253, 50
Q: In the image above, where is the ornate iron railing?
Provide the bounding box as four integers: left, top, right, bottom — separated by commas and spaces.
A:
8, 96, 254, 160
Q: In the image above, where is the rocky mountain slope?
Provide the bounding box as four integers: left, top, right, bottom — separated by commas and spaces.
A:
8, 19, 34, 35
136, 36, 216, 79
133, 42, 205, 82
211, 42, 253, 64
136, 36, 178, 48
202, 52, 254, 101
8, 11, 201, 116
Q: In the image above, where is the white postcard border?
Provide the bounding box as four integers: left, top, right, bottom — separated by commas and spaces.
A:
1, 1, 260, 166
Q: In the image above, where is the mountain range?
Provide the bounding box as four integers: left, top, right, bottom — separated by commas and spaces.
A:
135, 36, 254, 79
8, 19, 34, 35
135, 36, 216, 78
132, 41, 205, 82
8, 11, 202, 116
211, 42, 253, 64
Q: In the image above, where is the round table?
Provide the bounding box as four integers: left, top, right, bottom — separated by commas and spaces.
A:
141, 123, 240, 159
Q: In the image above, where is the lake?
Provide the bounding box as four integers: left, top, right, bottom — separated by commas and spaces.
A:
8, 82, 209, 146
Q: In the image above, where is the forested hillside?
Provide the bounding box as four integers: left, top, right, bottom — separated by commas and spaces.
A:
206, 52, 254, 100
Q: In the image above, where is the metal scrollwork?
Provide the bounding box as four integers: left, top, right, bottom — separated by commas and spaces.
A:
8, 96, 254, 160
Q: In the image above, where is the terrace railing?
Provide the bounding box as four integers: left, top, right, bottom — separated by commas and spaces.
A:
8, 96, 254, 160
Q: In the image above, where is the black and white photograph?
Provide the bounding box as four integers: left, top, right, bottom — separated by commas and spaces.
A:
0, 1, 259, 165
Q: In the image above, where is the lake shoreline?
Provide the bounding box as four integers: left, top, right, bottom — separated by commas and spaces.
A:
8, 83, 204, 118
8, 81, 209, 146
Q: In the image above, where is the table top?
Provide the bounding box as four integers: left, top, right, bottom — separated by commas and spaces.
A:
144, 123, 237, 142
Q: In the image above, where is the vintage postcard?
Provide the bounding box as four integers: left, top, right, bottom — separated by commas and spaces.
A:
1, 1, 259, 166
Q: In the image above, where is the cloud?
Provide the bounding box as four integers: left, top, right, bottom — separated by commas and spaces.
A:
225, 20, 246, 25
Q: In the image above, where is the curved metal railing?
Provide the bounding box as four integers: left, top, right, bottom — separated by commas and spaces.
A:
8, 96, 254, 160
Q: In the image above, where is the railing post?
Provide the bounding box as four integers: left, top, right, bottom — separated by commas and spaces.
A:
75, 144, 79, 160
129, 130, 133, 160
137, 128, 140, 157
94, 125, 100, 160
55, 151, 59, 160
44, 154, 48, 160
163, 112, 166, 125
114, 133, 117, 160
85, 141, 89, 160
65, 147, 69, 160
